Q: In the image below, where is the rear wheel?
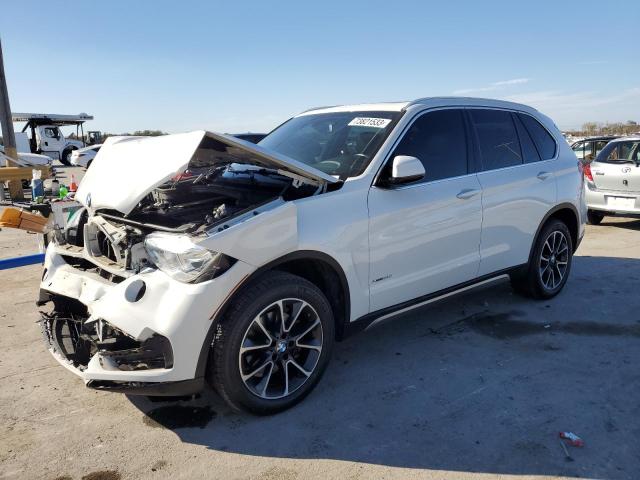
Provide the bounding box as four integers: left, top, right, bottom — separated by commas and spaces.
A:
207, 271, 335, 415
587, 210, 604, 225
510, 219, 573, 299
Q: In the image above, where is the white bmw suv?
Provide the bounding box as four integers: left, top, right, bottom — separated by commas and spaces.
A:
38, 97, 585, 414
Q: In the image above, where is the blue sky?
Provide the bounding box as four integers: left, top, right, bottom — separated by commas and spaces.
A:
1, 0, 639, 134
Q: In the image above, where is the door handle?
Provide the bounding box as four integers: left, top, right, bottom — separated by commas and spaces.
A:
537, 171, 551, 180
456, 188, 480, 200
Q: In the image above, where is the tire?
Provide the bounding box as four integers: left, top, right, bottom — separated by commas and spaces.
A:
60, 147, 76, 166
587, 210, 604, 225
510, 219, 573, 299
207, 271, 335, 415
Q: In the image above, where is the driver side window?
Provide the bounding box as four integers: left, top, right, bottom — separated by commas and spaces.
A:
44, 127, 59, 139
392, 109, 468, 183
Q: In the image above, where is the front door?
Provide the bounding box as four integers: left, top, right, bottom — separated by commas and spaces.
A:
368, 108, 483, 312
38, 126, 64, 158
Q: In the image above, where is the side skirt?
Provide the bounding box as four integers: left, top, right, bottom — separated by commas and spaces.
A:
343, 266, 524, 338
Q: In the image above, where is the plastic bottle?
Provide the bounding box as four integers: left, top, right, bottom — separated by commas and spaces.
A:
59, 185, 68, 199
51, 179, 60, 197
31, 169, 44, 199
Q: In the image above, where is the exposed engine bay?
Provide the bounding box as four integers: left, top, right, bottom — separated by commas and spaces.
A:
57, 160, 323, 278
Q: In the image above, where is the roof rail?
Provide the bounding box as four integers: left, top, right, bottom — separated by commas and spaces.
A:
403, 96, 536, 112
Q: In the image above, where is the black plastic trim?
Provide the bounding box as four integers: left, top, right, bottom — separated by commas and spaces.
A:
343, 266, 523, 338
193, 250, 351, 379
86, 377, 204, 396
528, 203, 581, 260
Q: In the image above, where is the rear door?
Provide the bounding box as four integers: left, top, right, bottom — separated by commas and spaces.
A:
470, 109, 558, 276
591, 140, 640, 194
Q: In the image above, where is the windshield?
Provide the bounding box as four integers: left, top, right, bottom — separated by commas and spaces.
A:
259, 111, 402, 179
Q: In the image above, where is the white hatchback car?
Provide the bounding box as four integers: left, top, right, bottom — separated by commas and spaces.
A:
38, 97, 585, 414
583, 137, 640, 224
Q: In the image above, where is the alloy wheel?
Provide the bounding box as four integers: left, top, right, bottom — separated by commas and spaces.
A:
238, 298, 323, 400
538, 230, 569, 290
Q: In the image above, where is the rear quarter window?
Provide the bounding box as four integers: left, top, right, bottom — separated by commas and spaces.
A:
518, 114, 557, 160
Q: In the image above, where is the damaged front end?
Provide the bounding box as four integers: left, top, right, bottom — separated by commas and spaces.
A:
40, 296, 173, 373
38, 130, 330, 395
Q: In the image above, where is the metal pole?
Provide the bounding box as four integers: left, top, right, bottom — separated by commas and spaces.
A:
0, 37, 24, 200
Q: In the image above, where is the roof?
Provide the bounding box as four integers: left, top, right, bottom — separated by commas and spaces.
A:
12, 112, 93, 126
297, 97, 541, 117
297, 102, 409, 116
574, 135, 620, 142
606, 136, 640, 143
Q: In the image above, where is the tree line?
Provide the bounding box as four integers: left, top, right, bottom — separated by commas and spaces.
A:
566, 120, 640, 137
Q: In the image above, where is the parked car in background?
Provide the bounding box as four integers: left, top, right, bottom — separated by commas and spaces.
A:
571, 136, 618, 162
0, 145, 53, 167
38, 97, 585, 414
232, 133, 268, 144
70, 144, 102, 168
583, 137, 640, 224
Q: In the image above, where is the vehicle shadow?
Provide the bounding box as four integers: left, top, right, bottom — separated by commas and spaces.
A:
128, 255, 640, 478
600, 217, 640, 231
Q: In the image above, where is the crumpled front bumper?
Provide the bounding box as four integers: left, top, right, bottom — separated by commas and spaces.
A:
39, 242, 254, 392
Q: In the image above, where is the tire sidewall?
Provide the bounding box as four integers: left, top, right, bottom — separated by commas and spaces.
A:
215, 274, 335, 414
587, 210, 604, 225
61, 148, 75, 166
532, 220, 573, 298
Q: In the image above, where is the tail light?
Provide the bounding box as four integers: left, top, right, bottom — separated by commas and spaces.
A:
583, 163, 594, 182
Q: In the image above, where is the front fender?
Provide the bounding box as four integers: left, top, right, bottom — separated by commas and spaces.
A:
199, 201, 298, 267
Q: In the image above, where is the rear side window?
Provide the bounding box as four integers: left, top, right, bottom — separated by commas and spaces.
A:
514, 114, 541, 163
594, 140, 609, 158
518, 114, 557, 160
470, 109, 522, 171
392, 109, 468, 182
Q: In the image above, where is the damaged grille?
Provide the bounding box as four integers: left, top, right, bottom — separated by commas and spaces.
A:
40, 295, 173, 372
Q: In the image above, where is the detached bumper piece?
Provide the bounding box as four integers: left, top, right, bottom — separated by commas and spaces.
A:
40, 297, 173, 373
86, 378, 204, 396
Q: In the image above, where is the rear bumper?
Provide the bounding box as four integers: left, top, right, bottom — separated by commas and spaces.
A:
585, 184, 640, 215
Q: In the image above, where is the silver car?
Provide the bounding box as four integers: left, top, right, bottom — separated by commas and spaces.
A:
584, 137, 640, 224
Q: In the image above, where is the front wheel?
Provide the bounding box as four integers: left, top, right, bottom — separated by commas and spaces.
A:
60, 147, 76, 166
510, 219, 573, 299
207, 271, 335, 415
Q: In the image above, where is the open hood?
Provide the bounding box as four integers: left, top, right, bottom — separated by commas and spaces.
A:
76, 130, 337, 215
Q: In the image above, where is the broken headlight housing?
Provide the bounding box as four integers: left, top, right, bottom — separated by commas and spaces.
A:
144, 233, 235, 283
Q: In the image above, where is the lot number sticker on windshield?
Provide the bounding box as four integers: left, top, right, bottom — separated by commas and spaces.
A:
348, 117, 392, 128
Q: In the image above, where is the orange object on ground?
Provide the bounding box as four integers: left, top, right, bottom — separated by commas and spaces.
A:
70, 174, 78, 192
0, 207, 49, 233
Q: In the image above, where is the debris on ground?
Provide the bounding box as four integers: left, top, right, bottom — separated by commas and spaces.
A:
559, 440, 574, 462
559, 431, 584, 447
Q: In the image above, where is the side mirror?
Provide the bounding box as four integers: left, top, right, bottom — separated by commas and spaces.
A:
384, 155, 425, 186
